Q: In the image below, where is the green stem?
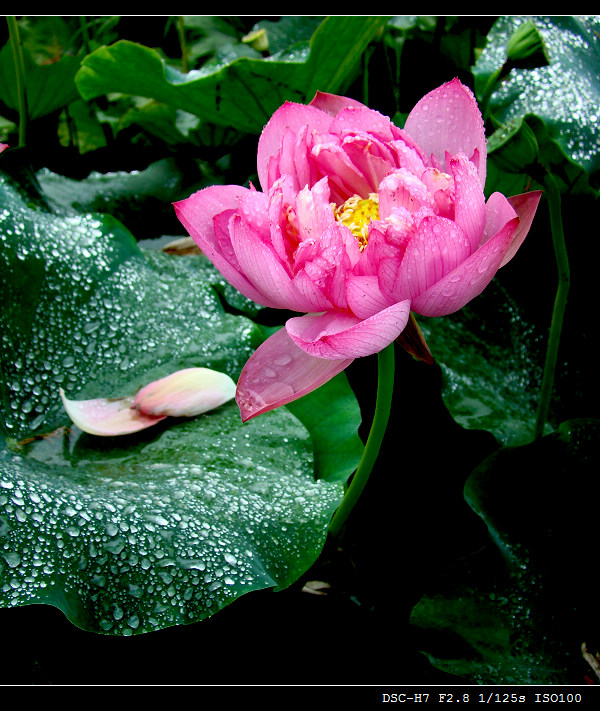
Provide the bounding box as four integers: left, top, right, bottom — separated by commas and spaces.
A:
533, 172, 570, 440
328, 343, 395, 537
176, 16, 188, 74
79, 16, 92, 56
7, 16, 27, 148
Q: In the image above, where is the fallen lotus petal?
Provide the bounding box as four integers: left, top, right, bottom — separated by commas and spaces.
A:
59, 388, 166, 436
132, 367, 236, 417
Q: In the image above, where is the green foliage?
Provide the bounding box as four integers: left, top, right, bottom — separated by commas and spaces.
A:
474, 16, 600, 192
36, 157, 216, 238
0, 41, 82, 121
74, 17, 388, 134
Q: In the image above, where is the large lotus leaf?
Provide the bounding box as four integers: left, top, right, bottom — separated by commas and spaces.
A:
74, 16, 389, 134
473, 16, 600, 181
34, 159, 265, 317
0, 170, 357, 634
0, 402, 343, 635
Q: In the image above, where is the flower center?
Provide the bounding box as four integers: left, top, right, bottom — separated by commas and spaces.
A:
333, 193, 379, 250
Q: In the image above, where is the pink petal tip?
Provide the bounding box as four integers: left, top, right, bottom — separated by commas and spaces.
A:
60, 388, 166, 437
235, 327, 353, 422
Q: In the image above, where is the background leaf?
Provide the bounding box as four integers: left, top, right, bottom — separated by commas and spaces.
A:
286, 370, 363, 484
474, 16, 600, 188
250, 16, 323, 55
410, 418, 600, 684
75, 17, 389, 134
36, 157, 214, 239
0, 41, 82, 121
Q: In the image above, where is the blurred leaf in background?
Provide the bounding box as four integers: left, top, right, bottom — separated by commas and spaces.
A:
75, 16, 389, 134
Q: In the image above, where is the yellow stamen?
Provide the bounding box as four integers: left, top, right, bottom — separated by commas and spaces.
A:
333, 193, 379, 250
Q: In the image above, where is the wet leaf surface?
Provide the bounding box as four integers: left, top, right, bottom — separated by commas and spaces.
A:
419, 282, 544, 446
474, 16, 600, 182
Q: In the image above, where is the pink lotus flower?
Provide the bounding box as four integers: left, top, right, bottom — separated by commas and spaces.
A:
175, 79, 541, 422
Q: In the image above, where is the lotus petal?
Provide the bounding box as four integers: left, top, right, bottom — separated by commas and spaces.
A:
60, 388, 166, 437
132, 367, 236, 417
236, 327, 353, 422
